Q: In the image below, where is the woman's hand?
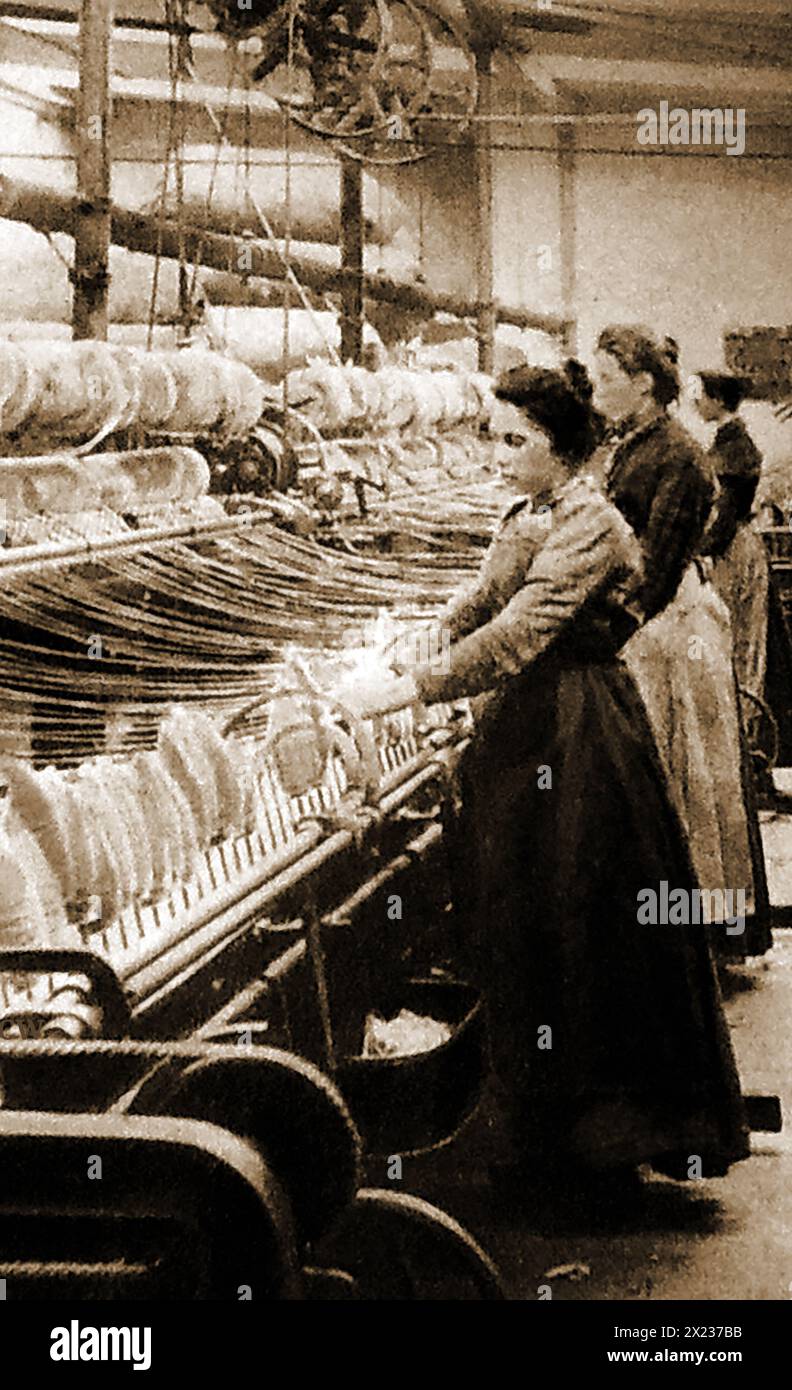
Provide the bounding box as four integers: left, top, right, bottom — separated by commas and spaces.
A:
337, 669, 419, 719
379, 622, 439, 676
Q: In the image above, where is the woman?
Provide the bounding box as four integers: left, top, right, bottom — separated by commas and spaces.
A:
697, 371, 792, 787
591, 330, 770, 959
698, 371, 768, 730
342, 359, 749, 1189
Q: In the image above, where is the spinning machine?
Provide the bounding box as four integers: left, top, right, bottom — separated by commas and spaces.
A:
0, 337, 508, 1297
0, 341, 502, 1036
0, 0, 559, 1298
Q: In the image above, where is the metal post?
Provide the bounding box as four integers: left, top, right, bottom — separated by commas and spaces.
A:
558, 117, 578, 355
474, 45, 495, 375
340, 158, 364, 365
73, 0, 113, 340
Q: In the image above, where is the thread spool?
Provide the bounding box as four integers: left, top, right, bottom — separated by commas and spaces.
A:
162, 350, 233, 433
68, 342, 130, 441
127, 350, 179, 430
0, 344, 39, 434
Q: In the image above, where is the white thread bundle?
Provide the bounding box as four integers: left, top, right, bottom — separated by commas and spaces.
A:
288, 362, 494, 437
0, 342, 265, 443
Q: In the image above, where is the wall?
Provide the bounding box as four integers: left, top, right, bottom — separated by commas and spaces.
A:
572, 151, 792, 485
409, 137, 792, 482
571, 153, 792, 365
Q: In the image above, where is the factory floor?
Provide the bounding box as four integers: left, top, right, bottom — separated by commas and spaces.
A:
362, 807, 792, 1301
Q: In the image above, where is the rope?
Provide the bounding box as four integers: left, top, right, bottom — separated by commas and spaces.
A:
187, 43, 237, 312
235, 53, 253, 344
42, 228, 73, 276
146, 7, 178, 351
146, 0, 195, 347
0, 1260, 150, 1279
199, 99, 343, 367
0, 510, 473, 761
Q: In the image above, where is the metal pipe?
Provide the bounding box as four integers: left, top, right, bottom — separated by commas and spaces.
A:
0, 174, 570, 338
0, 506, 280, 577
128, 740, 465, 1012
325, 823, 441, 926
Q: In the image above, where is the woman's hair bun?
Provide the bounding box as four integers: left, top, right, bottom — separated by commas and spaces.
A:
696, 370, 749, 412
562, 357, 594, 403
494, 362, 603, 467
597, 324, 680, 405
662, 336, 680, 367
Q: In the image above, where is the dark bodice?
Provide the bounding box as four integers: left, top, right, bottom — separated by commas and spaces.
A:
700, 418, 762, 558
604, 414, 714, 621
712, 418, 763, 483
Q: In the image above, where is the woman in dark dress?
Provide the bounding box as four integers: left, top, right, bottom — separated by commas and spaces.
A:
343, 359, 749, 1190
697, 370, 768, 726
697, 371, 792, 782
593, 331, 770, 960
697, 372, 762, 558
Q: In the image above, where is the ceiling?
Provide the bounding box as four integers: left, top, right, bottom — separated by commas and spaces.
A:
2, 0, 792, 64
2, 0, 790, 146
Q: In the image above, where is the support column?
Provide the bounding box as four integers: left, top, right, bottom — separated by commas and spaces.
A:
73, 0, 113, 340
340, 158, 364, 365
557, 116, 578, 356
473, 45, 495, 375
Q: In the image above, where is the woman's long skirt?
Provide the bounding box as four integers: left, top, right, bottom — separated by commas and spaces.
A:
452, 653, 750, 1177
713, 525, 768, 719
714, 522, 792, 767
623, 563, 771, 958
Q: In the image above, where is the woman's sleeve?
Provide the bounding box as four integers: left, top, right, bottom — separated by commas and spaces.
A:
700, 476, 745, 558
424, 520, 526, 645
629, 460, 713, 620
412, 481, 642, 703
439, 576, 501, 642
388, 559, 503, 678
